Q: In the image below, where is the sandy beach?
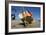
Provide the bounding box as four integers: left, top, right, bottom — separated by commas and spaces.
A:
11, 20, 40, 29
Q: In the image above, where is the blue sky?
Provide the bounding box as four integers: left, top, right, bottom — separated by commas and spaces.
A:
11, 6, 40, 20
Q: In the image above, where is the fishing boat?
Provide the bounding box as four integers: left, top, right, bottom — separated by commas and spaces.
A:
18, 10, 33, 27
